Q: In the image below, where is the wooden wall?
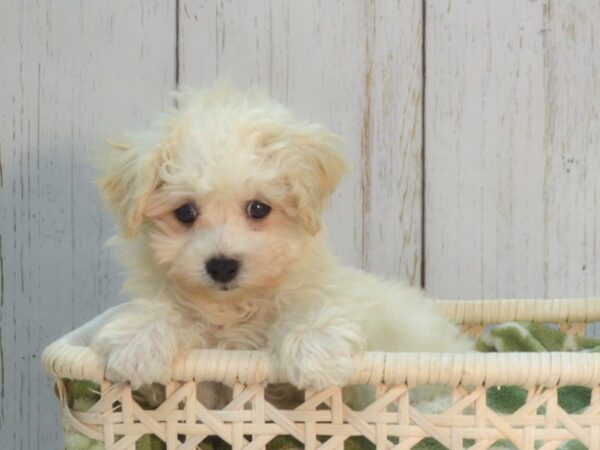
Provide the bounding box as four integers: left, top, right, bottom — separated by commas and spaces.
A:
1, 1, 599, 447
425, 0, 600, 300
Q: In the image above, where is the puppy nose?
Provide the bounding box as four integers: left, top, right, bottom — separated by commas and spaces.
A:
205, 256, 240, 283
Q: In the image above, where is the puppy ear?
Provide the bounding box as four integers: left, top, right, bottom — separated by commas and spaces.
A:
284, 124, 349, 235
96, 132, 171, 237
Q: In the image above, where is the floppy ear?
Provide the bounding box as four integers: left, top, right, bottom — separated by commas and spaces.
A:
282, 123, 349, 235
96, 131, 170, 237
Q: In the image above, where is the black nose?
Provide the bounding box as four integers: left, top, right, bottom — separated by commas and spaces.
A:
205, 256, 240, 283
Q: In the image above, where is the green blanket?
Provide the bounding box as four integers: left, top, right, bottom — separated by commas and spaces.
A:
63, 321, 599, 450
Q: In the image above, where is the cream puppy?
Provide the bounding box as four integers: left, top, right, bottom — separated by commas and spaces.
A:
91, 85, 470, 392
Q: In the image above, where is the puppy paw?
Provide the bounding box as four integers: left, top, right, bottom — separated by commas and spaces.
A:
92, 320, 176, 389
271, 309, 365, 390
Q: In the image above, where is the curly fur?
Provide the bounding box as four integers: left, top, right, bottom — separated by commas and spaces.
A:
90, 84, 472, 396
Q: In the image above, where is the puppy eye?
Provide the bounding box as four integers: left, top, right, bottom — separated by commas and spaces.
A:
174, 203, 198, 224
247, 200, 271, 220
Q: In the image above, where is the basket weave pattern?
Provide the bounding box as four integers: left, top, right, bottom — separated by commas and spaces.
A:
43, 299, 600, 450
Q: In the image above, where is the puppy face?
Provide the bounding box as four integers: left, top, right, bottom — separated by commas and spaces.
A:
98, 86, 348, 299
142, 147, 307, 295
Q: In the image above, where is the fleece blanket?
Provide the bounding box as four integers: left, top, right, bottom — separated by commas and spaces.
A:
63, 321, 599, 450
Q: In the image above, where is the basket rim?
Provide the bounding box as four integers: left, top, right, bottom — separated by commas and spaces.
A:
42, 298, 600, 388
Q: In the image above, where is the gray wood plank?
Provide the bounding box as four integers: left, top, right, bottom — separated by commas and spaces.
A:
425, 0, 600, 306
0, 2, 176, 448
425, 0, 548, 299
362, 0, 423, 282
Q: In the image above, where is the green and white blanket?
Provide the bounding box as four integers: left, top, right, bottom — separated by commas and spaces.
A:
476, 321, 600, 353
63, 321, 600, 450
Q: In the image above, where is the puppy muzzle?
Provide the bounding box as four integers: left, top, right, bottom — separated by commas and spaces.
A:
205, 256, 240, 284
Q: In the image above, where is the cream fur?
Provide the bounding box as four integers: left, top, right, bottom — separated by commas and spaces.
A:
90, 84, 471, 394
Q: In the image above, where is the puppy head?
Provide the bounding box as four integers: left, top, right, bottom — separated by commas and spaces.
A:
98, 86, 348, 298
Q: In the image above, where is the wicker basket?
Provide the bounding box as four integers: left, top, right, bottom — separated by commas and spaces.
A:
42, 299, 600, 450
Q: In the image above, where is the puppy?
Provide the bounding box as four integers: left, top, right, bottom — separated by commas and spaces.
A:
90, 84, 471, 396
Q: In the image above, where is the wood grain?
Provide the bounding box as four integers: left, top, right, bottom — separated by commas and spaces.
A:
0, 2, 175, 448
425, 0, 548, 299
542, 1, 600, 299
179, 0, 424, 279
425, 0, 600, 302
362, 0, 422, 282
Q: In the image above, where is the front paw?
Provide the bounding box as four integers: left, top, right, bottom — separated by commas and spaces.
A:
92, 320, 176, 389
275, 319, 365, 390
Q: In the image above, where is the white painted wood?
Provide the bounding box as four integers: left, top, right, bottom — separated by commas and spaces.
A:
0, 2, 175, 449
425, 0, 547, 299
541, 1, 600, 300
362, 0, 423, 282
179, 0, 424, 280
425, 0, 600, 302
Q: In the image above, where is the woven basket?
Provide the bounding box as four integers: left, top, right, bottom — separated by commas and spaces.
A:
42, 299, 600, 450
